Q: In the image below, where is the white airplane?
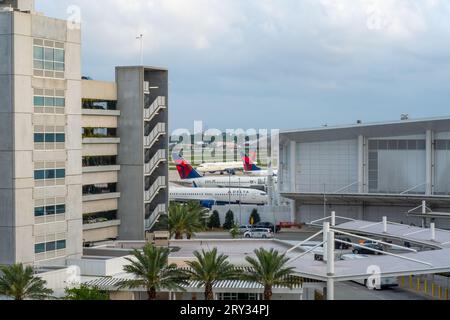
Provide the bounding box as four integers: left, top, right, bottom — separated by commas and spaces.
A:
169, 187, 268, 208
172, 152, 270, 189
196, 161, 243, 175
241, 152, 278, 177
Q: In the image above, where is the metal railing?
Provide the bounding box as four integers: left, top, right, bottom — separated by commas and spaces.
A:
145, 149, 166, 176
145, 204, 166, 230
145, 176, 166, 203
144, 123, 166, 149
144, 96, 166, 120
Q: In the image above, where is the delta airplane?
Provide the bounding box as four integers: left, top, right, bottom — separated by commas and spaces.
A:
196, 161, 243, 175
169, 187, 268, 208
172, 152, 268, 189
241, 152, 278, 177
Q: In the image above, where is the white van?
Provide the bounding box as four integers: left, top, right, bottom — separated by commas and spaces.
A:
340, 254, 398, 290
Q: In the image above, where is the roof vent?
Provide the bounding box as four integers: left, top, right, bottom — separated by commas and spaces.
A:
401, 114, 410, 121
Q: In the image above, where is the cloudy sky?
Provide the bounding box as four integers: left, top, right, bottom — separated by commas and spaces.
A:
37, 0, 450, 131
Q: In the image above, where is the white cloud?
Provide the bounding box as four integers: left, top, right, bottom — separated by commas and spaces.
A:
36, 0, 450, 129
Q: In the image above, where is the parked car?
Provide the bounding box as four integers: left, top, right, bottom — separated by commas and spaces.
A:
335, 237, 352, 250
238, 225, 253, 234
253, 222, 281, 233
244, 228, 274, 239
353, 243, 384, 255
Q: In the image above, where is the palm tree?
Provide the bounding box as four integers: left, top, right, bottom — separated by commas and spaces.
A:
0, 264, 53, 300
118, 243, 187, 300
168, 202, 188, 239
243, 248, 296, 300
185, 248, 240, 300
185, 201, 208, 239
168, 202, 207, 239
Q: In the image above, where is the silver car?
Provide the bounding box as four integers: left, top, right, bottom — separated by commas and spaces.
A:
244, 228, 274, 239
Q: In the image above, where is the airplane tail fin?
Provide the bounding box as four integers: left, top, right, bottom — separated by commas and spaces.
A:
172, 152, 202, 179
240, 151, 261, 171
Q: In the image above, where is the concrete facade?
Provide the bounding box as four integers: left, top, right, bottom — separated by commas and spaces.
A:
0, 6, 82, 265
279, 118, 450, 229
116, 67, 169, 240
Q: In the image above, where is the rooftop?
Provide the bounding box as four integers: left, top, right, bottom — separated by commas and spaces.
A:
280, 116, 450, 143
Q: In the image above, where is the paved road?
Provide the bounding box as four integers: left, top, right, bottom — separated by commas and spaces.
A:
194, 230, 318, 241
335, 281, 429, 300
194, 230, 429, 300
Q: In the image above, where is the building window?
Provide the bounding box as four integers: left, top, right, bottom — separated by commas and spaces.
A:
34, 169, 65, 180
35, 243, 45, 254
34, 204, 66, 217
33, 40, 65, 73
82, 183, 117, 195
83, 210, 118, 224
34, 133, 65, 143
35, 240, 66, 254
33, 88, 65, 114
82, 156, 117, 167
82, 128, 117, 138
82, 99, 117, 111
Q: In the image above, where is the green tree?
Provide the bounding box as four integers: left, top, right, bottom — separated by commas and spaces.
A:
207, 210, 221, 229
185, 248, 240, 300
152, 214, 168, 232
64, 284, 109, 300
0, 264, 53, 300
230, 224, 240, 239
185, 202, 209, 239
223, 210, 235, 230
249, 209, 261, 225
242, 248, 296, 300
168, 203, 188, 239
168, 202, 206, 239
118, 243, 187, 300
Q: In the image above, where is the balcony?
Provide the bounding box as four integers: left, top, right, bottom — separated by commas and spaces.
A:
145, 177, 166, 203
145, 149, 166, 176
82, 109, 120, 117
82, 99, 117, 111
144, 123, 166, 149
82, 183, 120, 202
82, 128, 120, 144
82, 156, 119, 173
144, 96, 166, 120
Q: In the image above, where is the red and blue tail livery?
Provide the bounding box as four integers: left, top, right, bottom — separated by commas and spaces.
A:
172, 152, 202, 179
241, 151, 261, 171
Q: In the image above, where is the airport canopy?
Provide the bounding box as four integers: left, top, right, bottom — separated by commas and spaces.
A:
281, 192, 450, 207
84, 277, 303, 294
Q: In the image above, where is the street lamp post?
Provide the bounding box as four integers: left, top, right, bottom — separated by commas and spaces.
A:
136, 34, 144, 65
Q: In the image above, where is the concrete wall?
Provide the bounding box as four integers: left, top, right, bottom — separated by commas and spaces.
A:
81, 80, 117, 100
0, 11, 15, 265
211, 204, 292, 226
0, 10, 82, 265
116, 67, 144, 240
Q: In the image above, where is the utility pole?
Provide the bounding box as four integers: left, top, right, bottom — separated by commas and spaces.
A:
136, 34, 144, 65
239, 178, 242, 225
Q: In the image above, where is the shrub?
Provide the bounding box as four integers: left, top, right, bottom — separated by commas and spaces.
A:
223, 210, 235, 230
207, 211, 221, 229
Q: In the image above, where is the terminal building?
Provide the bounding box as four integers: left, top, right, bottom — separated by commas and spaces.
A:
0, 0, 169, 266
279, 117, 450, 229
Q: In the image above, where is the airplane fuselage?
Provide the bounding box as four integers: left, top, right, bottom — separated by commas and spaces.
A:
196, 161, 244, 174
169, 187, 268, 205
183, 176, 272, 188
